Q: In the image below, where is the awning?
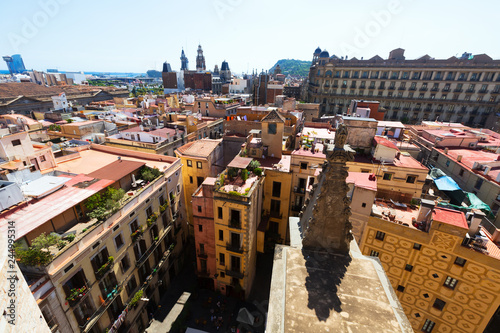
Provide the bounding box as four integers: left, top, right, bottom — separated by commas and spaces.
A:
434, 176, 461, 192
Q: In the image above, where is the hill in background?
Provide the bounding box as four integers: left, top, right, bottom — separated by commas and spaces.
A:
269, 59, 311, 77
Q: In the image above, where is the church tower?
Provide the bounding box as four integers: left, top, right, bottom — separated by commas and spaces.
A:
196, 44, 206, 71
180, 49, 189, 71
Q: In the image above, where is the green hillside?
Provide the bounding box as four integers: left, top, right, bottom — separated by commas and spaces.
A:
269, 59, 311, 77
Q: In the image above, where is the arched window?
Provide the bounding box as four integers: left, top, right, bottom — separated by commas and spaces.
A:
325, 70, 333, 77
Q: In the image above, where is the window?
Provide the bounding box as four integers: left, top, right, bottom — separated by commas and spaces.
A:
120, 254, 131, 273
383, 173, 392, 181
397, 285, 405, 292
197, 206, 202, 213
219, 253, 225, 265
413, 243, 422, 250
198, 225, 203, 232
189, 176, 193, 184
300, 162, 308, 170
375, 231, 385, 241
443, 276, 458, 289
218, 207, 223, 219
405, 264, 413, 272
272, 181, 281, 197
433, 298, 446, 311
177, 184, 181, 193
187, 160, 192, 167
125, 275, 137, 297
270, 199, 281, 216
406, 175, 417, 183
361, 203, 366, 208
196, 161, 202, 169
197, 177, 204, 187
370, 250, 379, 257
268, 123, 277, 135
459, 169, 464, 177
445, 160, 450, 167
11, 139, 21, 146
219, 230, 224, 241
40, 155, 46, 162
220, 272, 225, 278
454, 257, 466, 267
422, 319, 435, 333
474, 178, 483, 190
114, 233, 124, 250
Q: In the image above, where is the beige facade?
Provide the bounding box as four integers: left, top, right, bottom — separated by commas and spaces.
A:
1, 148, 187, 333
307, 48, 500, 127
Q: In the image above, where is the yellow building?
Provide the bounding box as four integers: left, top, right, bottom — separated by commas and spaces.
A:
175, 139, 224, 227
1, 146, 186, 333
360, 203, 500, 333
212, 157, 263, 299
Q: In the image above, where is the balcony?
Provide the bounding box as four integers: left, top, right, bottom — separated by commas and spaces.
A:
466, 90, 476, 94
270, 210, 282, 219
291, 205, 302, 212
409, 87, 416, 91
454, 88, 463, 92
94, 257, 114, 280
226, 242, 243, 254
293, 186, 306, 194
66, 284, 90, 307
398, 87, 406, 91
388, 86, 395, 90
420, 87, 428, 91
197, 250, 208, 259
226, 269, 244, 279
478, 90, 489, 94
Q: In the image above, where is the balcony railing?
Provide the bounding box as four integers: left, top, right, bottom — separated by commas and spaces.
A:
226, 242, 243, 253
293, 187, 306, 194
226, 269, 244, 279
229, 220, 241, 229
66, 284, 90, 307
270, 210, 282, 219
291, 205, 302, 212
94, 257, 114, 280
197, 250, 208, 259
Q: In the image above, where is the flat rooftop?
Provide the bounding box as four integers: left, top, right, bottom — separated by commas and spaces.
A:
52, 147, 172, 174
267, 242, 412, 332
176, 139, 222, 158
0, 174, 114, 240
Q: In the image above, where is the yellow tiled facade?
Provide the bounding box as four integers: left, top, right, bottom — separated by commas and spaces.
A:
360, 215, 500, 333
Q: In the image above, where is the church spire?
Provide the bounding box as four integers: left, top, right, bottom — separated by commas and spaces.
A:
301, 123, 354, 253
196, 44, 206, 71
180, 48, 189, 71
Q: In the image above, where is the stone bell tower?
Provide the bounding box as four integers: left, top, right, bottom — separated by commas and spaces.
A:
301, 123, 354, 253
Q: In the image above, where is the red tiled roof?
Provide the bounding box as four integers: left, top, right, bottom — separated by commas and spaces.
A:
432, 207, 468, 229
88, 160, 144, 181
374, 136, 399, 151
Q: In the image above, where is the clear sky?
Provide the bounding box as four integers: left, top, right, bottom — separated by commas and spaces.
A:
1, 0, 499, 75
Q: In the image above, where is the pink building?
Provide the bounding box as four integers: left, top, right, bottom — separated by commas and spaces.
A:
192, 177, 217, 289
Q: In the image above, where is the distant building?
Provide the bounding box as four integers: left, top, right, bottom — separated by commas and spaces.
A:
306, 47, 500, 126
220, 60, 231, 83
3, 54, 26, 74
180, 48, 189, 71
196, 44, 206, 71
184, 71, 212, 92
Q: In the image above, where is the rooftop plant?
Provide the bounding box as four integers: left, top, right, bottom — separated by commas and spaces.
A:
140, 166, 162, 182
85, 187, 125, 221
16, 233, 61, 266
247, 160, 260, 171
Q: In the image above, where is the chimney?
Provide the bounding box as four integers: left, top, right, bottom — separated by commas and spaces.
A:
417, 199, 436, 232
496, 148, 500, 154
468, 209, 485, 236
484, 166, 492, 176
472, 161, 480, 170
444, 148, 449, 154
457, 155, 462, 162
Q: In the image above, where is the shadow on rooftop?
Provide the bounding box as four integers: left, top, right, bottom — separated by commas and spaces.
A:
302, 247, 352, 321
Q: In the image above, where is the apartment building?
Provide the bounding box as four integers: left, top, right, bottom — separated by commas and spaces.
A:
306, 48, 500, 127
212, 156, 264, 299
184, 97, 240, 118
175, 139, 224, 227
0, 144, 187, 333
360, 202, 500, 333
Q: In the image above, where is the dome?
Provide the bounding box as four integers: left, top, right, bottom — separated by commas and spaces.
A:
319, 50, 330, 58
314, 47, 322, 55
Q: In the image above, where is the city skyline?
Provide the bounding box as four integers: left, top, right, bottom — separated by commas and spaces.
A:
0, 0, 499, 74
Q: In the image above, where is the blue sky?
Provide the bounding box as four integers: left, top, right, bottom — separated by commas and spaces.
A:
1, 0, 499, 74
